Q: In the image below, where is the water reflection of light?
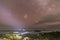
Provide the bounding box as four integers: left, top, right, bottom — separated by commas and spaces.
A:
21, 32, 29, 35
13, 31, 29, 35
13, 32, 19, 34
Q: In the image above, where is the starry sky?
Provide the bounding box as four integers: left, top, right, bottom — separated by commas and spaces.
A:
0, 0, 60, 31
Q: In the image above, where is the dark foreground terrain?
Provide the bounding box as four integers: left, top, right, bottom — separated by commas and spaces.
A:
0, 31, 60, 40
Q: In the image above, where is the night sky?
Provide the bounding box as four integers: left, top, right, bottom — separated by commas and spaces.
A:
0, 0, 60, 31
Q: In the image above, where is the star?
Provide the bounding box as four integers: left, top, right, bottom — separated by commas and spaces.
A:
24, 14, 28, 19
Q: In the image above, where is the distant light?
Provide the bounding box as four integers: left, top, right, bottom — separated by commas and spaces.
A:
41, 31, 52, 33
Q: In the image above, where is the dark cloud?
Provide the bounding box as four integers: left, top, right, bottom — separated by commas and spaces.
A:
45, 24, 60, 31
33, 14, 60, 25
